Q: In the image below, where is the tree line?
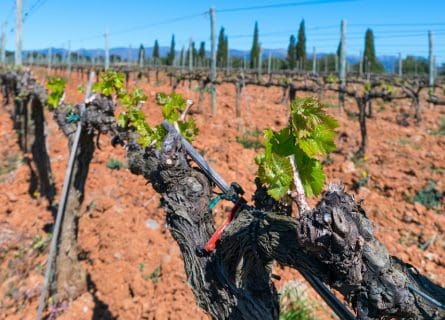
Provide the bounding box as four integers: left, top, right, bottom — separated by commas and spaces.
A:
6, 20, 443, 75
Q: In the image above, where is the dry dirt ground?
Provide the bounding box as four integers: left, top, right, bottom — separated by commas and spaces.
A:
0, 68, 444, 319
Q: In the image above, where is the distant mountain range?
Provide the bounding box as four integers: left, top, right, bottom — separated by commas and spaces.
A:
25, 47, 404, 72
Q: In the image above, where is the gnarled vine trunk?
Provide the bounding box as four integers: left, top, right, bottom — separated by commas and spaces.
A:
356, 97, 368, 158
124, 132, 445, 320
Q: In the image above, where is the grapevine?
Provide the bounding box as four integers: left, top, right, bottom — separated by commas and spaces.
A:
256, 96, 338, 200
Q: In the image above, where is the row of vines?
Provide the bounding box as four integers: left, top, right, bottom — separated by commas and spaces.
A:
0, 65, 444, 319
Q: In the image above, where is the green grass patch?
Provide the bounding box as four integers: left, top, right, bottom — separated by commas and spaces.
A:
280, 282, 316, 320
432, 117, 445, 136
396, 137, 420, 150
414, 180, 443, 209
107, 158, 125, 170
0, 152, 22, 176
236, 129, 263, 150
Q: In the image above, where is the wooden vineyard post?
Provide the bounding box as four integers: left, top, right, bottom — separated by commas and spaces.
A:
128, 44, 132, 66
235, 69, 244, 118
47, 47, 52, 71
0, 22, 6, 65
339, 19, 346, 110
312, 46, 316, 74
398, 52, 403, 78
15, 0, 23, 66
189, 38, 193, 72
104, 30, 109, 70
67, 41, 72, 75
428, 31, 435, 109
428, 31, 434, 87
188, 38, 193, 89
210, 7, 217, 114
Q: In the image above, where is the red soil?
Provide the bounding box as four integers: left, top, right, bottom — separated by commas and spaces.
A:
0, 68, 444, 319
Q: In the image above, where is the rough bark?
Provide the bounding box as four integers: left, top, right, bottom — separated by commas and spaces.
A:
235, 81, 242, 118
29, 94, 56, 205
366, 100, 373, 118
413, 96, 421, 123
124, 133, 445, 320
356, 97, 367, 158
0, 71, 56, 204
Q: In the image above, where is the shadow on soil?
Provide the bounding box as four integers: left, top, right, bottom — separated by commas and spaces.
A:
87, 274, 116, 320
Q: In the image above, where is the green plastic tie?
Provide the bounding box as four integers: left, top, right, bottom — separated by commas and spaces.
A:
66, 113, 80, 123
208, 195, 221, 210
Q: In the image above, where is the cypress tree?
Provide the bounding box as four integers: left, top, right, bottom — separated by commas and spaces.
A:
153, 39, 160, 61
287, 35, 296, 69
296, 19, 306, 69
167, 34, 175, 66
224, 36, 229, 68
250, 21, 260, 69
198, 41, 206, 63
217, 27, 226, 67
363, 29, 384, 73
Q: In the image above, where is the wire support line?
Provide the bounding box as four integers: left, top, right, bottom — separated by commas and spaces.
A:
23, 0, 49, 23
217, 0, 357, 13
72, 11, 207, 43
2, 0, 15, 25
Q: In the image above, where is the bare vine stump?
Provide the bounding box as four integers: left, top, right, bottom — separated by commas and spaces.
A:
235, 81, 242, 118
28, 95, 56, 205
356, 97, 368, 158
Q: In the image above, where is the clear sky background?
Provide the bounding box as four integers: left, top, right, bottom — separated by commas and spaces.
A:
1, 0, 445, 61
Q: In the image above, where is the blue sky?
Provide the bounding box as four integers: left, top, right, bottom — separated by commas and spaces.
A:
1, 0, 445, 61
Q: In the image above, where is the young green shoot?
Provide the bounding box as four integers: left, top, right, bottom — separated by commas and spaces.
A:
255, 97, 338, 212
94, 71, 198, 149
46, 77, 66, 109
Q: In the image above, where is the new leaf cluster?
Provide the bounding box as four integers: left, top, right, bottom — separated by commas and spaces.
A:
93, 71, 197, 148
46, 77, 66, 109
155, 92, 198, 143
256, 97, 338, 200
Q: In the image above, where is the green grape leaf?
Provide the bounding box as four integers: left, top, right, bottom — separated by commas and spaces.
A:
290, 97, 330, 139
297, 123, 338, 157
77, 84, 85, 93
257, 152, 293, 200
46, 77, 66, 109
269, 127, 295, 157
364, 82, 371, 93
294, 151, 326, 197
117, 113, 129, 128
255, 96, 337, 201
93, 71, 125, 97
177, 119, 199, 143
155, 92, 169, 105
157, 92, 187, 122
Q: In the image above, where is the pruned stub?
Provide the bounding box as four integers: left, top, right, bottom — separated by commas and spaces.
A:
54, 94, 117, 137
298, 188, 365, 291
83, 94, 116, 134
